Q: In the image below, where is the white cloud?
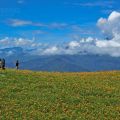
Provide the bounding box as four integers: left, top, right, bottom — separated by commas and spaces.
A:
8, 19, 46, 27
96, 40, 120, 48
42, 46, 59, 55
97, 11, 120, 39
108, 11, 120, 21
1, 11, 120, 57
9, 19, 32, 27
39, 11, 120, 57
0, 37, 10, 45
68, 41, 80, 48
8, 19, 67, 29
0, 37, 42, 49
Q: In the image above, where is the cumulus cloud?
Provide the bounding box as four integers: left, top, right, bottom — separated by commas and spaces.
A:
97, 11, 120, 39
42, 46, 59, 55
0, 37, 42, 49
68, 41, 80, 49
39, 11, 120, 57
1, 11, 120, 57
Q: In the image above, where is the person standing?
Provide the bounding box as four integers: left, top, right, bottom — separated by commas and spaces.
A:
0, 59, 2, 69
16, 60, 19, 70
2, 58, 5, 70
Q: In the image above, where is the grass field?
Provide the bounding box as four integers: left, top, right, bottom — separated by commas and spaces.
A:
0, 69, 120, 120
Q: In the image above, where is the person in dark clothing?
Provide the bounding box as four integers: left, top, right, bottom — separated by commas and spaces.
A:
0, 59, 2, 69
2, 58, 5, 70
16, 60, 19, 70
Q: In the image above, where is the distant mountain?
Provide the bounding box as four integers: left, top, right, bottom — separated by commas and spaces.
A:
20, 54, 120, 72
20, 55, 88, 72
1, 47, 120, 72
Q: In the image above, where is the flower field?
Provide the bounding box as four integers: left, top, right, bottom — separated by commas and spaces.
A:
0, 69, 120, 120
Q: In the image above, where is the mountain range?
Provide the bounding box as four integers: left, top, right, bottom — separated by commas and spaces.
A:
0, 47, 120, 72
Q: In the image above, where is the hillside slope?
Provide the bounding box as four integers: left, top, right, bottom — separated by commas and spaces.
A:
0, 70, 120, 119
5, 54, 120, 72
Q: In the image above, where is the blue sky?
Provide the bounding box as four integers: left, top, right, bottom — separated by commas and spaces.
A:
0, 0, 119, 44
1, 0, 120, 57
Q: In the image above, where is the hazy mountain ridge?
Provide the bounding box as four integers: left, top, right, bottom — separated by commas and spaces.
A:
23, 55, 120, 72
1, 47, 120, 72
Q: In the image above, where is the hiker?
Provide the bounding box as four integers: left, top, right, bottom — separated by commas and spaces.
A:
16, 60, 19, 70
0, 59, 1, 68
2, 58, 5, 70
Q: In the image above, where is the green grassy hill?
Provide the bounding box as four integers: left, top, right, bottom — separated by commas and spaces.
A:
0, 69, 120, 120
